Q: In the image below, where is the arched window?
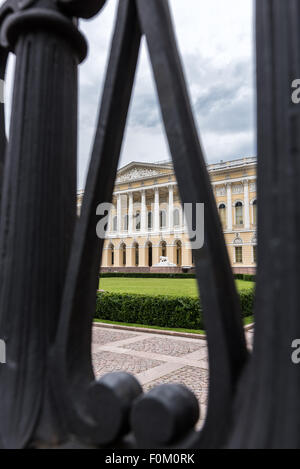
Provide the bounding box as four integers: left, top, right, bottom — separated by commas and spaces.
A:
148, 211, 153, 230
109, 244, 114, 266
121, 243, 126, 266
253, 200, 257, 225
160, 210, 167, 229
146, 242, 153, 267
161, 241, 167, 258
124, 215, 129, 231
134, 243, 139, 267
235, 202, 244, 226
135, 212, 141, 231
176, 241, 182, 266
219, 204, 226, 226
173, 208, 180, 227
113, 216, 118, 232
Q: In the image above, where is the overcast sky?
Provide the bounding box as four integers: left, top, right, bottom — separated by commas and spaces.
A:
3, 0, 255, 189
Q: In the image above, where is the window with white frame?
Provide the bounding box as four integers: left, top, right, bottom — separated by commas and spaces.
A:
253, 200, 257, 225
135, 211, 141, 231
113, 216, 118, 232
235, 246, 243, 263
134, 243, 139, 266
160, 210, 167, 229
173, 208, 180, 227
148, 211, 153, 230
124, 214, 129, 231
219, 204, 226, 226
109, 244, 115, 266
235, 202, 244, 226
176, 241, 182, 266
121, 243, 126, 266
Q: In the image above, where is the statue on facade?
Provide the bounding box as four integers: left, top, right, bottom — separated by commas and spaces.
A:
154, 256, 177, 267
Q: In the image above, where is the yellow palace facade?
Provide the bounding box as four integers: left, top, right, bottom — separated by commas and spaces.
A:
78, 157, 257, 274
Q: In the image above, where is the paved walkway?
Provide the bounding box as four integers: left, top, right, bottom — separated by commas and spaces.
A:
92, 325, 254, 429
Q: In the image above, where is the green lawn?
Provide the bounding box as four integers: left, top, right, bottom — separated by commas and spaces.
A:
98, 277, 254, 297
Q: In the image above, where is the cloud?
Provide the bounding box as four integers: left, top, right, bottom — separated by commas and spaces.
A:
0, 0, 255, 189
78, 0, 255, 188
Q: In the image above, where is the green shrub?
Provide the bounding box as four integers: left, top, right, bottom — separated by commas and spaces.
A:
99, 272, 256, 281
100, 272, 196, 279
239, 289, 255, 318
95, 289, 255, 330
234, 273, 256, 282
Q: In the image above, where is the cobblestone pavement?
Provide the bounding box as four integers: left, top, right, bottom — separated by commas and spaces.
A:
144, 366, 209, 407
123, 336, 204, 357
92, 325, 254, 429
93, 350, 163, 376
92, 329, 139, 346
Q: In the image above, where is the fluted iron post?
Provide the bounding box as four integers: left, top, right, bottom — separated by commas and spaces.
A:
0, 0, 105, 449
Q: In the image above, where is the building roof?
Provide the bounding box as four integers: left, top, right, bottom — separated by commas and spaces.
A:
78, 157, 257, 195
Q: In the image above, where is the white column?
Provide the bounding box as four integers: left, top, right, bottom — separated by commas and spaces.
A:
141, 190, 147, 233
117, 193, 122, 233
226, 183, 233, 231
244, 180, 250, 229
154, 188, 160, 232
182, 208, 187, 231
128, 192, 133, 234
168, 185, 174, 231
107, 211, 112, 233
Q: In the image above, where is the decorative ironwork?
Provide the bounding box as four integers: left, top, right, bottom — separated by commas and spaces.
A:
0, 0, 295, 449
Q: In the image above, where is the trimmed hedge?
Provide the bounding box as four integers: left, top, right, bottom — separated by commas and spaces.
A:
239, 289, 255, 317
100, 272, 196, 279
99, 272, 256, 282
235, 273, 256, 282
95, 289, 254, 331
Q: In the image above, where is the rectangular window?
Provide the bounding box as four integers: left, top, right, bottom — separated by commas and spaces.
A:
135, 212, 141, 231
253, 202, 257, 225
219, 205, 226, 226
236, 206, 243, 225
113, 216, 118, 232
174, 209, 180, 227
235, 246, 243, 263
148, 212, 153, 230
160, 211, 166, 229
124, 215, 128, 231
135, 249, 139, 267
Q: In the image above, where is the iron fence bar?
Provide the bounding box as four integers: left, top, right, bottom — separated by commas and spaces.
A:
0, 48, 8, 199
135, 0, 248, 449
51, 0, 142, 446
228, 0, 300, 449
1, 0, 296, 449
0, 1, 86, 448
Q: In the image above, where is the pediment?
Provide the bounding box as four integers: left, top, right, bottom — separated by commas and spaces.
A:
116, 162, 172, 184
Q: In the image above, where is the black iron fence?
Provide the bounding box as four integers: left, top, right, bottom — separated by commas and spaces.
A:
0, 0, 297, 449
